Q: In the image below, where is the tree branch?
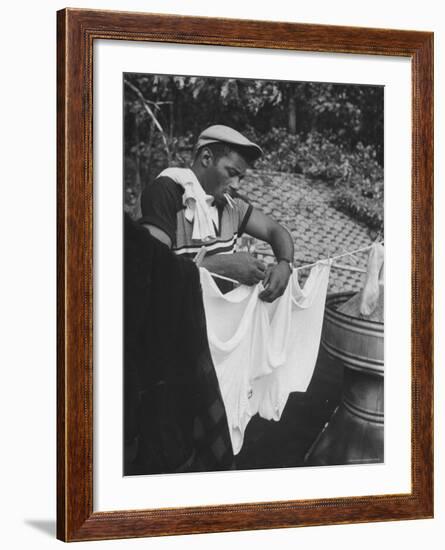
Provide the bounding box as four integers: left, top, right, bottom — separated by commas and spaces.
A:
124, 79, 171, 162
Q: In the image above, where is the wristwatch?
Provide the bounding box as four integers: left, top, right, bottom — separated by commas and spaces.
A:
277, 258, 293, 274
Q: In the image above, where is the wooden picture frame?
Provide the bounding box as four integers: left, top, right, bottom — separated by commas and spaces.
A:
57, 8, 434, 542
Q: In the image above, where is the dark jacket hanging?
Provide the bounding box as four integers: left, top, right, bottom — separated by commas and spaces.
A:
124, 214, 234, 475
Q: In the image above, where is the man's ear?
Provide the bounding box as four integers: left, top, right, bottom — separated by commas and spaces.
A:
200, 147, 213, 168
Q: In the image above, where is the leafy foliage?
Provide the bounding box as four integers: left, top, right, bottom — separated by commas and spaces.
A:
332, 188, 383, 231
243, 127, 384, 231
123, 74, 383, 230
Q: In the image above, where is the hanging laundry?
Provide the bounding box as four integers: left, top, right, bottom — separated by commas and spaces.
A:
337, 242, 384, 322
359, 242, 384, 317
200, 260, 331, 454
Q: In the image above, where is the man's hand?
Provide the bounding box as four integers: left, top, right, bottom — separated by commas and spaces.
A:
243, 209, 294, 299
231, 252, 267, 285
259, 261, 292, 302
201, 252, 266, 286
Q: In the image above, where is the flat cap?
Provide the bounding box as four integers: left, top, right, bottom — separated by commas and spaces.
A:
196, 125, 263, 160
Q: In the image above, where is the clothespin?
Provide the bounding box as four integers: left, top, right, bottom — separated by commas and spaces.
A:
194, 246, 207, 266
343, 246, 358, 265
322, 250, 331, 267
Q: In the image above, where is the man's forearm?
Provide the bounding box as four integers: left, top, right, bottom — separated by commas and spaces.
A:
200, 252, 266, 286
200, 254, 237, 278
268, 223, 294, 263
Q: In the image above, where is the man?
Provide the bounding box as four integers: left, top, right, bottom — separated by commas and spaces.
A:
140, 125, 294, 302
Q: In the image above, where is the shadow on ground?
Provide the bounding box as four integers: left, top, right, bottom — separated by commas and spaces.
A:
24, 519, 56, 538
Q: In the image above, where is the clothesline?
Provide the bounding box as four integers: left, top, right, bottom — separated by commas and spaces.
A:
294, 241, 384, 271
209, 241, 384, 286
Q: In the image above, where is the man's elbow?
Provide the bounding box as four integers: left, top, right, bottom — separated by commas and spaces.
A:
271, 221, 292, 242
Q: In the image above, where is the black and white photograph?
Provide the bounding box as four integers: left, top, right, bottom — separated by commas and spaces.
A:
1, 0, 440, 545
123, 73, 384, 476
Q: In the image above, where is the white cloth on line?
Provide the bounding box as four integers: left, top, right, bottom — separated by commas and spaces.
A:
360, 242, 384, 316
157, 167, 219, 241
199, 260, 332, 454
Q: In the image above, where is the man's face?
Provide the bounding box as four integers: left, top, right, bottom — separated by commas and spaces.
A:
203, 149, 248, 207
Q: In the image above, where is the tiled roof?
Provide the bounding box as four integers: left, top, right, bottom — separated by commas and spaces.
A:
238, 170, 376, 294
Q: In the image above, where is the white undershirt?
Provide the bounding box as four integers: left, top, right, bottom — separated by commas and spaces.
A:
200, 261, 332, 454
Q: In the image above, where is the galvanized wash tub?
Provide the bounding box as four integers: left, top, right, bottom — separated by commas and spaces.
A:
304, 291, 384, 466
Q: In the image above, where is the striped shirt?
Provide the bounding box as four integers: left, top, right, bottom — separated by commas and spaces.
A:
140, 174, 252, 260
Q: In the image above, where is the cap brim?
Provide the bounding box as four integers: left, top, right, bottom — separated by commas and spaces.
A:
196, 138, 263, 161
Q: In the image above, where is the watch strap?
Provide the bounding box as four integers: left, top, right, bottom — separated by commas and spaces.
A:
277, 258, 293, 274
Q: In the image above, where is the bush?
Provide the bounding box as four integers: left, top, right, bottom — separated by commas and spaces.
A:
330, 142, 384, 231
244, 127, 303, 173
245, 127, 384, 231
332, 188, 383, 231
